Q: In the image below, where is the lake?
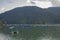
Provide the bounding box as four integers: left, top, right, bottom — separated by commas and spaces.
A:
0, 24, 60, 40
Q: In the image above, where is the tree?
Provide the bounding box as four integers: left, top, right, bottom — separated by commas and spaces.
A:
0, 20, 4, 30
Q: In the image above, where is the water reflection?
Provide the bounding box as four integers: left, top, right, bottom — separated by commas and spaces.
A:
0, 24, 60, 40
0, 33, 11, 40
0, 33, 55, 40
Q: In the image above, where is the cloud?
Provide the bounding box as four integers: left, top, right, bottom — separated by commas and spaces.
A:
0, 0, 60, 7
36, 0, 60, 7
33, 1, 53, 8
49, 0, 60, 7
0, 0, 60, 13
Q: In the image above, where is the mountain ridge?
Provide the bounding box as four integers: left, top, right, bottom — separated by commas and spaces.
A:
0, 6, 60, 24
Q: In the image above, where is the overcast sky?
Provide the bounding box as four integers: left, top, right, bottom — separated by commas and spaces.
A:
0, 0, 60, 13
0, 0, 60, 7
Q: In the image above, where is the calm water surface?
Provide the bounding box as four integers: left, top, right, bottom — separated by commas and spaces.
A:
0, 24, 60, 40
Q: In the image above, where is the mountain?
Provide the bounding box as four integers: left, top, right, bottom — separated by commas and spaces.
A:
46, 7, 60, 23
0, 6, 60, 24
46, 7, 60, 15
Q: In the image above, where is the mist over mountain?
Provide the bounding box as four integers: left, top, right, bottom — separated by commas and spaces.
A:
0, 6, 60, 24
